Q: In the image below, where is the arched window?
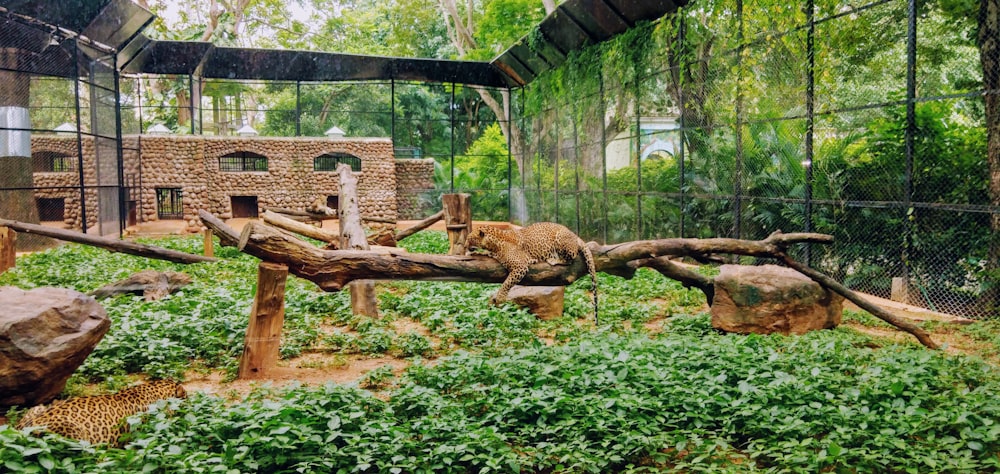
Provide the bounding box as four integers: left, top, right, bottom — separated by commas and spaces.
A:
32, 151, 76, 172
220, 151, 268, 172
314, 153, 361, 172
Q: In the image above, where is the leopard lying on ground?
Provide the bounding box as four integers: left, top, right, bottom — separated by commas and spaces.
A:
16, 380, 186, 446
466, 222, 599, 323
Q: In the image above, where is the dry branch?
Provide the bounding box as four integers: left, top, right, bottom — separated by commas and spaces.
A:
395, 210, 444, 242
263, 210, 339, 244
0, 218, 215, 264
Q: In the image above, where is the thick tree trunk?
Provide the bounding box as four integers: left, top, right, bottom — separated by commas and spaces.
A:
238, 262, 288, 379
337, 164, 378, 316
981, 0, 1000, 316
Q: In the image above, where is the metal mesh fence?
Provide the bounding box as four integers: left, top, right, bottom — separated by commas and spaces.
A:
0, 14, 126, 248
3, 1, 997, 318
516, 0, 1000, 319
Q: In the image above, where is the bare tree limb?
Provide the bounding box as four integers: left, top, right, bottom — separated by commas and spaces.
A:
0, 218, 215, 264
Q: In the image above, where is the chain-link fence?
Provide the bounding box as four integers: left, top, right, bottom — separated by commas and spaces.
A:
3, 1, 996, 318
516, 0, 999, 318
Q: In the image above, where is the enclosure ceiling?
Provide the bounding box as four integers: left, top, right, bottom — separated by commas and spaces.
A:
492, 0, 691, 86
2, 0, 688, 87
0, 0, 152, 76
120, 40, 519, 88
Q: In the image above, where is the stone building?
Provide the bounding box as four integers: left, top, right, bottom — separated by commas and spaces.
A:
29, 133, 437, 233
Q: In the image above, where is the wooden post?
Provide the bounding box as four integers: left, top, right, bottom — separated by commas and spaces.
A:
442, 193, 471, 255
203, 229, 214, 257
338, 164, 379, 317
238, 262, 289, 379
891, 277, 909, 304
0, 226, 15, 274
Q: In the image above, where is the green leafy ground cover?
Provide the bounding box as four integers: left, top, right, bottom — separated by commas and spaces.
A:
2, 232, 1000, 473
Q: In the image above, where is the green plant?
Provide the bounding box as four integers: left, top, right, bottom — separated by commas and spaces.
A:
359, 365, 396, 390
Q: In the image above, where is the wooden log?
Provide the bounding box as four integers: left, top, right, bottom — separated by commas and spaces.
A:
214, 219, 830, 291
337, 164, 378, 317
203, 229, 214, 257
442, 193, 471, 255
775, 251, 938, 349
264, 210, 340, 244
362, 216, 398, 224
238, 262, 289, 379
395, 210, 444, 242
0, 226, 15, 274
202, 214, 935, 348
0, 218, 215, 264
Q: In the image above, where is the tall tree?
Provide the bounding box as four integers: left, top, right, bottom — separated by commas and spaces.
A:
438, 0, 555, 176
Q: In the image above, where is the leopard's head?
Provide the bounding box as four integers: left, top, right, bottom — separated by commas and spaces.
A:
466, 228, 487, 253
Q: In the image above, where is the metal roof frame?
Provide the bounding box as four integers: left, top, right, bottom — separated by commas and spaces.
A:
2, 0, 688, 87
493, 0, 690, 86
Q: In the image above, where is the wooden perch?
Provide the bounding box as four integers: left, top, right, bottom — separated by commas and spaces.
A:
775, 251, 939, 349
263, 210, 339, 244
199, 213, 937, 349
395, 210, 444, 242
0, 218, 215, 264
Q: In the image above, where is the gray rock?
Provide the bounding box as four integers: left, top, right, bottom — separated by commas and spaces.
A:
0, 286, 110, 407
711, 264, 843, 335
508, 285, 565, 320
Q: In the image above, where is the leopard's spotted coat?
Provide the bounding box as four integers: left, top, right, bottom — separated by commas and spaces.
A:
467, 222, 598, 322
16, 380, 186, 446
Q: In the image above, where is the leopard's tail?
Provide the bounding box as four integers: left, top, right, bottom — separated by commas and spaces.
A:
581, 241, 598, 325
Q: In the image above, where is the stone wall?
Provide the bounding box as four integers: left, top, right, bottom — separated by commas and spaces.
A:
28, 134, 435, 233
30, 135, 95, 231
394, 158, 437, 219
137, 136, 399, 232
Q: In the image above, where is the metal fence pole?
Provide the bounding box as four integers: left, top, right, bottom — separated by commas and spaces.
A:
390, 80, 395, 143
295, 81, 301, 137
507, 86, 513, 223
72, 39, 87, 234
114, 65, 126, 236
599, 69, 609, 243
450, 85, 456, 192
635, 80, 642, 240
733, 0, 744, 240
903, 0, 918, 290
555, 105, 560, 222
805, 0, 816, 265
678, 14, 687, 239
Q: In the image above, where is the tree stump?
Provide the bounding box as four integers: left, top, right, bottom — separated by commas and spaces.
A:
204, 229, 214, 257
238, 262, 288, 380
442, 193, 471, 255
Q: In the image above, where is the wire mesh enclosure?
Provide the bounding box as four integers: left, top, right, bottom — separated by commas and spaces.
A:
516, 0, 999, 318
1, 0, 997, 319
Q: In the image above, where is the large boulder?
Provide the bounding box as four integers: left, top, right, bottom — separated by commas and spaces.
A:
711, 264, 843, 335
0, 286, 110, 407
508, 285, 565, 320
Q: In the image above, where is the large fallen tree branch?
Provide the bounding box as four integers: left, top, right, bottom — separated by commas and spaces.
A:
198, 211, 937, 349
0, 218, 215, 264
